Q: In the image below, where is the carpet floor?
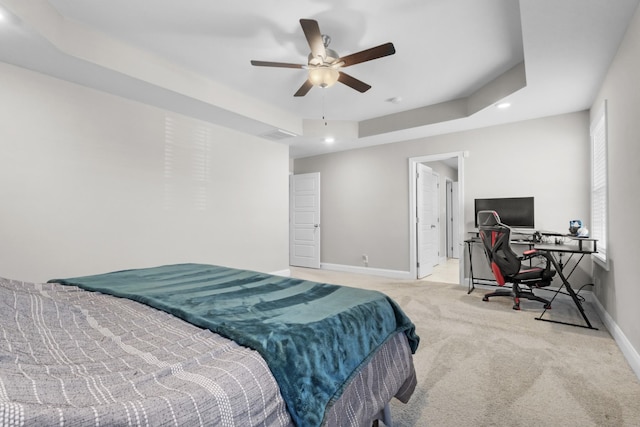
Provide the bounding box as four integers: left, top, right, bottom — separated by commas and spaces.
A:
289, 267, 640, 427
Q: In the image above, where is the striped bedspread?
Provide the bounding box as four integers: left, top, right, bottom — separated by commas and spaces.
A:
48, 264, 420, 426
0, 277, 293, 426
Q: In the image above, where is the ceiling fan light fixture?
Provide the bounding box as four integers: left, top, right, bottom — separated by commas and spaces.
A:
308, 66, 339, 88
251, 19, 395, 96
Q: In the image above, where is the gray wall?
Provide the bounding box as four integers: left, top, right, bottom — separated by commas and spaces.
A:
294, 111, 590, 274
295, 143, 410, 271
0, 62, 290, 282
590, 4, 640, 374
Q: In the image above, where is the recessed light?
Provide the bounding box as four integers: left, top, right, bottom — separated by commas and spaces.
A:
386, 96, 403, 104
496, 102, 511, 109
324, 136, 335, 144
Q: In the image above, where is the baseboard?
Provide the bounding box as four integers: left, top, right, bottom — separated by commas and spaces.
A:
592, 297, 640, 381
320, 263, 413, 280
270, 268, 291, 277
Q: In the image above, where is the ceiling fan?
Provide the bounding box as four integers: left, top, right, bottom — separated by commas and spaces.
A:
250, 19, 396, 97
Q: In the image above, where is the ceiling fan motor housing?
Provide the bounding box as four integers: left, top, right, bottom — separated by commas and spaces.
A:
308, 48, 339, 66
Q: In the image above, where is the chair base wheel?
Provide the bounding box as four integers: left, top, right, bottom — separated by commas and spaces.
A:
512, 304, 521, 310
482, 296, 489, 302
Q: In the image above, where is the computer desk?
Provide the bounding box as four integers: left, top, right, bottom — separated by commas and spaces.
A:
533, 236, 598, 330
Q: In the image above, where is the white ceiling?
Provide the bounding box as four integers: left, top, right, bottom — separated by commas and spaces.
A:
0, 0, 638, 158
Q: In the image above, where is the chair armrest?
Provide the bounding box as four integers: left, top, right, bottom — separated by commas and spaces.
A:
522, 248, 555, 271
522, 248, 553, 262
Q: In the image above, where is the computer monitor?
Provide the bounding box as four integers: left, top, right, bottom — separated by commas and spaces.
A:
474, 197, 535, 228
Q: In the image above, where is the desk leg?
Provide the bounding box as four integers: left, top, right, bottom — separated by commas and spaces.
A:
466, 241, 475, 294
535, 256, 597, 330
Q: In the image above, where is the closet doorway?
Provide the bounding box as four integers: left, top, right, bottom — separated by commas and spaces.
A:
409, 152, 464, 282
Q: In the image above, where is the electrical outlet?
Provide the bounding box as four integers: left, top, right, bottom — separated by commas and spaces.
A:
362, 254, 369, 266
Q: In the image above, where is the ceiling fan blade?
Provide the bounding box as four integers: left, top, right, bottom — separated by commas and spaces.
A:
250, 60, 305, 69
336, 42, 396, 67
300, 19, 326, 60
294, 79, 314, 97
338, 72, 371, 93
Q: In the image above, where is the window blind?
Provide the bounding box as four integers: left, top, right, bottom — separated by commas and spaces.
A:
590, 100, 608, 268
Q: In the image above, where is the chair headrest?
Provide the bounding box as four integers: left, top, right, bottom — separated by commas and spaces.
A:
477, 210, 501, 227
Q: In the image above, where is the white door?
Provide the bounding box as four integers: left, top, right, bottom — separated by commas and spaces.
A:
446, 180, 460, 259
289, 173, 321, 268
429, 171, 440, 267
417, 164, 438, 278
446, 179, 453, 258
451, 181, 460, 259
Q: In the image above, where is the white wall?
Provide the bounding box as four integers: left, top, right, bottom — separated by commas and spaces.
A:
294, 111, 590, 277
0, 63, 290, 282
590, 4, 640, 377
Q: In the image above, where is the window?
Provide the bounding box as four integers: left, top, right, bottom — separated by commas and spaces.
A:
590, 100, 608, 269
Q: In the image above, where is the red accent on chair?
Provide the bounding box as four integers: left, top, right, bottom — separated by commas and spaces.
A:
491, 262, 506, 286
477, 210, 556, 310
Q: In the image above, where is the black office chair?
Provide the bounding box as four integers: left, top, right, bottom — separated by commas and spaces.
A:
477, 210, 556, 310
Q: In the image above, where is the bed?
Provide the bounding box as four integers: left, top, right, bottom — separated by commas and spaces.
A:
1, 263, 419, 426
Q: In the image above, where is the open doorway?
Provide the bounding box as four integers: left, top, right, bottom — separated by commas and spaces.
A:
409, 152, 464, 283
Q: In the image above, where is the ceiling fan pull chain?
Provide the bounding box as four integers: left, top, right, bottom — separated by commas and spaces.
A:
323, 90, 328, 126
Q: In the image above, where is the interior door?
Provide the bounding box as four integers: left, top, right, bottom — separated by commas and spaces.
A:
289, 173, 321, 268
416, 164, 437, 278
451, 181, 460, 258
446, 180, 460, 259
429, 170, 440, 266
446, 180, 453, 258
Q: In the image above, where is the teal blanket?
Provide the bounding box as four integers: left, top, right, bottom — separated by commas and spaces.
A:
50, 263, 419, 426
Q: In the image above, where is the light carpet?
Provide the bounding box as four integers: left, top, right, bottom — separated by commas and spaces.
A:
289, 267, 640, 427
